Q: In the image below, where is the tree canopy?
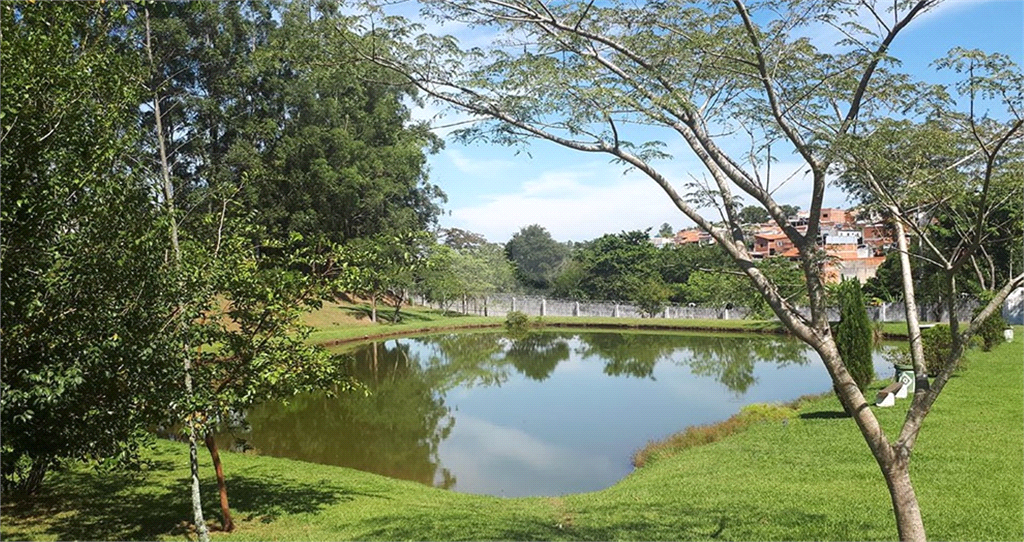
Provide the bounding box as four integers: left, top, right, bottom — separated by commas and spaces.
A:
504, 224, 570, 290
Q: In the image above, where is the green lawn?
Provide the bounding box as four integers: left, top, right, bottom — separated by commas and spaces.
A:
3, 318, 1020, 541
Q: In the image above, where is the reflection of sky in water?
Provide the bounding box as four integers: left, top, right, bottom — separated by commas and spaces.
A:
228, 332, 900, 498
431, 335, 893, 497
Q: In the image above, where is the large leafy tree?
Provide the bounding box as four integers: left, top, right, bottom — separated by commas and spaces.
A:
504, 224, 570, 290
350, 1, 1020, 538
143, 1, 445, 246
1, 3, 180, 494
568, 230, 673, 314
140, 4, 371, 533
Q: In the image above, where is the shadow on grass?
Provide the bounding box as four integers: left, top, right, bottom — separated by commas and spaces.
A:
341, 305, 438, 324
1, 460, 373, 541
800, 410, 852, 419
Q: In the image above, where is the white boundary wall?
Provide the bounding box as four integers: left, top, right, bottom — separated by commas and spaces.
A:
421, 291, 1024, 324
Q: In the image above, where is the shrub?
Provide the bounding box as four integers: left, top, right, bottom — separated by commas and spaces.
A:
834, 279, 874, 391
922, 324, 955, 376
504, 311, 531, 335
628, 278, 671, 318
975, 309, 1008, 352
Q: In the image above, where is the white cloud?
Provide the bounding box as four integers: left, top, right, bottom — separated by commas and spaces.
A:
437, 413, 618, 496
444, 163, 699, 242
446, 149, 516, 175
441, 152, 853, 243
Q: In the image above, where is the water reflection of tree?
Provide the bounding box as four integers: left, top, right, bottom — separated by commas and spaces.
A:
220, 340, 456, 489
219, 331, 814, 488
683, 335, 809, 394
573, 332, 809, 394
503, 333, 571, 380
420, 332, 572, 383
418, 333, 511, 389
575, 332, 685, 379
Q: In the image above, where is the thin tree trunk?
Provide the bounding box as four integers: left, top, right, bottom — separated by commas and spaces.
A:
370, 292, 377, 323
204, 433, 235, 532
393, 288, 405, 322
145, 9, 208, 541
815, 335, 927, 541
892, 217, 928, 389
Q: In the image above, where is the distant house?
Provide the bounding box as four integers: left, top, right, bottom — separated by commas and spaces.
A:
818, 208, 851, 227
752, 232, 794, 258
861, 224, 892, 255
823, 230, 862, 246
674, 228, 714, 246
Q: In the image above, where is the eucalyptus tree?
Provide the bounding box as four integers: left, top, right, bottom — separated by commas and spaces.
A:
347, 1, 1013, 538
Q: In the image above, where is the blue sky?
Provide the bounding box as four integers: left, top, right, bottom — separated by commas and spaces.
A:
409, 0, 1023, 244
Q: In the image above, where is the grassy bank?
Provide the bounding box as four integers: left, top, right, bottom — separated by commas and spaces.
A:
3, 327, 1021, 541
302, 300, 930, 346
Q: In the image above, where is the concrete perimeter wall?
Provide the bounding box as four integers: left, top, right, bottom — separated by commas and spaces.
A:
422, 290, 1024, 325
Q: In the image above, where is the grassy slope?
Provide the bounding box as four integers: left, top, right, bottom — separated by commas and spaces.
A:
2, 309, 1019, 541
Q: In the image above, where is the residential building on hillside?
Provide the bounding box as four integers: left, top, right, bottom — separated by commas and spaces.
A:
673, 228, 715, 246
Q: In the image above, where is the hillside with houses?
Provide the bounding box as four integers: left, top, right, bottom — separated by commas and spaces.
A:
657, 208, 892, 284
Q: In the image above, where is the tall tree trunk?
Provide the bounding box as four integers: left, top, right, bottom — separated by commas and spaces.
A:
204, 433, 235, 532
145, 9, 208, 541
370, 292, 377, 323
884, 460, 926, 542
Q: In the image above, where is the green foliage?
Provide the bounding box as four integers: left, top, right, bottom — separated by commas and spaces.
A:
922, 325, 956, 376
629, 278, 672, 318
0, 2, 180, 493
737, 403, 799, 424
862, 252, 904, 303
737, 206, 771, 225
681, 257, 806, 319
418, 242, 515, 312
570, 230, 664, 302
834, 280, 875, 392
975, 307, 1008, 352
657, 222, 675, 238
504, 311, 531, 336
504, 225, 569, 290
143, 1, 444, 246
343, 231, 432, 321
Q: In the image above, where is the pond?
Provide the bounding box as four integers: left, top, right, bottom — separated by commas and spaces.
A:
213, 330, 893, 497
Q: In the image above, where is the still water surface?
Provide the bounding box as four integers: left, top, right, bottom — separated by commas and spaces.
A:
215, 330, 892, 497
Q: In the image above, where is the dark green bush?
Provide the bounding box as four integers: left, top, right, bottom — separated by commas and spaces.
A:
834, 279, 874, 391
975, 309, 1008, 352
922, 324, 955, 376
